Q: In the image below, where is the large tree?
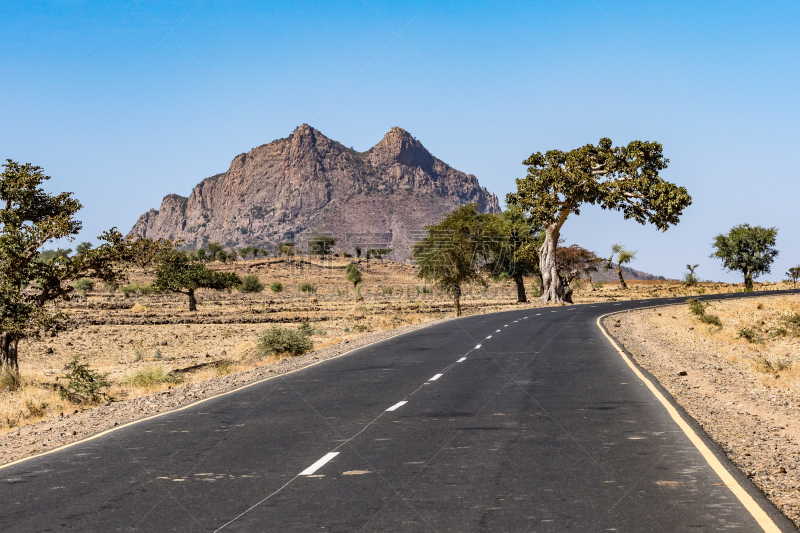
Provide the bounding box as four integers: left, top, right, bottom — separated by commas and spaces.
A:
151, 252, 241, 311
0, 160, 172, 375
710, 224, 778, 291
484, 205, 542, 303
411, 204, 490, 316
506, 138, 691, 303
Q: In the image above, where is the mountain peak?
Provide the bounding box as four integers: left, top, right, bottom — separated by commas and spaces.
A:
370, 127, 434, 171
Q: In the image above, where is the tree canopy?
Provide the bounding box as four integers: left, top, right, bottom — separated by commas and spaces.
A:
151, 252, 241, 311
607, 244, 637, 289
556, 245, 602, 299
309, 236, 336, 256
787, 266, 800, 289
506, 138, 691, 303
0, 160, 172, 374
710, 224, 778, 291
411, 204, 490, 316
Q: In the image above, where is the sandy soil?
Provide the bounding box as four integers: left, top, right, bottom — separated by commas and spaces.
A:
607, 294, 800, 528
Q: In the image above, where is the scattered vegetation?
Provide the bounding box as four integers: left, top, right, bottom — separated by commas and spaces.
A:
683, 264, 700, 286
270, 281, 284, 293
73, 277, 95, 295
124, 366, 182, 388
299, 282, 316, 294
736, 327, 764, 344
710, 224, 778, 291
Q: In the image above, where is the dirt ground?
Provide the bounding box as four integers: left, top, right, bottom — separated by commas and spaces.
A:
607, 294, 800, 528
1, 256, 795, 464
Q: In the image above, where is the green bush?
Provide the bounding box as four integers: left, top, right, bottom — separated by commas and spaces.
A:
58, 356, 111, 404
124, 366, 182, 388
416, 285, 432, 294
74, 278, 95, 295
687, 298, 723, 328
102, 281, 119, 293
593, 281, 604, 289
270, 281, 284, 293
782, 312, 800, 334
256, 326, 313, 358
239, 274, 265, 293
737, 327, 764, 344
121, 284, 138, 298
299, 282, 316, 294
137, 284, 153, 296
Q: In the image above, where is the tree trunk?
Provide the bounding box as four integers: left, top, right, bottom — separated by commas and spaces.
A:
188, 289, 197, 312
587, 272, 593, 290
744, 270, 753, 292
540, 219, 569, 304
513, 274, 527, 303
452, 285, 462, 317
1, 332, 20, 376
616, 266, 628, 289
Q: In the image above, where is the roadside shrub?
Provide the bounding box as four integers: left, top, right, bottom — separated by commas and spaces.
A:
593, 281, 604, 289
74, 278, 95, 295
298, 320, 314, 336
124, 367, 182, 388
353, 324, 368, 333
24, 399, 49, 418
782, 312, 800, 334
58, 356, 111, 404
270, 281, 284, 293
299, 282, 316, 294
137, 284, 153, 296
238, 274, 265, 293
256, 326, 313, 358
737, 327, 763, 344
687, 298, 723, 329
750, 353, 791, 373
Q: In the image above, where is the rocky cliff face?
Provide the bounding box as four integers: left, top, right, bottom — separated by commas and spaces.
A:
130, 125, 500, 260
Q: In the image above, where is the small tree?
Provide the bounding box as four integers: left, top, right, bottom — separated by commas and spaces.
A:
683, 264, 700, 286
367, 248, 392, 260
483, 205, 542, 303
787, 266, 800, 289
0, 160, 172, 374
345, 263, 362, 289
309, 237, 336, 256
411, 204, 490, 316
354, 246, 362, 259
506, 138, 691, 303
238, 274, 265, 293
556, 245, 602, 301
195, 248, 207, 262
238, 247, 253, 261
279, 242, 296, 257
607, 244, 637, 289
151, 252, 241, 311
206, 242, 224, 258
75, 242, 93, 256
710, 224, 778, 291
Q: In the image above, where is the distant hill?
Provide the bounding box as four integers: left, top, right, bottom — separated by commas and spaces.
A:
129, 124, 500, 261
590, 265, 671, 283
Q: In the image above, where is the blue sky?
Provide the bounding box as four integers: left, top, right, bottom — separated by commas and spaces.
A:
2, 0, 799, 282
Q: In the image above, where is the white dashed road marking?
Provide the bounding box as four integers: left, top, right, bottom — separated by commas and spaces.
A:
429, 374, 443, 382
385, 401, 407, 412
486, 335, 492, 339
457, 357, 466, 362
475, 344, 481, 349
299, 452, 339, 476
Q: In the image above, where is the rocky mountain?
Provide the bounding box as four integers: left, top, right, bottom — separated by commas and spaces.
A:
591, 265, 669, 283
130, 124, 500, 260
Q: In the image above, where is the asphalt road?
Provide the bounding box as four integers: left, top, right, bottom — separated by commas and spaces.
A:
2, 291, 798, 532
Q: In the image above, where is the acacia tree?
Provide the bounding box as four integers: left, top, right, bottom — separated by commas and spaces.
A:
710, 224, 778, 291
484, 205, 542, 303
344, 263, 362, 289
412, 204, 490, 316
151, 252, 241, 311
0, 160, 172, 375
506, 138, 691, 303
607, 244, 637, 289
309, 237, 336, 256
556, 245, 602, 301
787, 266, 800, 289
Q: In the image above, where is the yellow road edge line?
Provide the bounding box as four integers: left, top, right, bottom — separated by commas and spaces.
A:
0, 320, 448, 472
597, 312, 780, 533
